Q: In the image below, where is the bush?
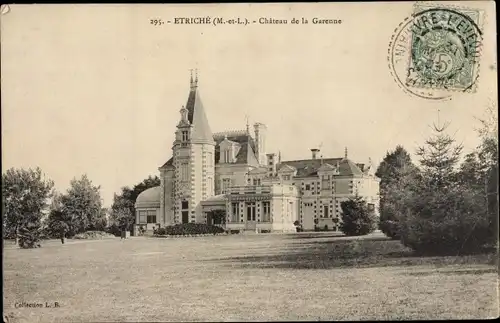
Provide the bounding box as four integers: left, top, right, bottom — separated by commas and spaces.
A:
379, 219, 400, 240
399, 186, 492, 255
154, 227, 167, 235
157, 223, 225, 236
105, 224, 122, 237
18, 221, 42, 249
73, 231, 115, 240
340, 195, 377, 236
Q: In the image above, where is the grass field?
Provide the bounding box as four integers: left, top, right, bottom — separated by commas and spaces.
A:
3, 232, 499, 322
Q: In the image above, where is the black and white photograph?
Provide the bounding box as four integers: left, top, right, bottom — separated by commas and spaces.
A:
1, 2, 498, 322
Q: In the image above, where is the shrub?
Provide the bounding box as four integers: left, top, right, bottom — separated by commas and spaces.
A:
105, 224, 122, 237
399, 185, 492, 255
340, 195, 377, 236
73, 231, 115, 240
154, 227, 167, 235
379, 219, 400, 240
158, 223, 225, 236
18, 220, 42, 249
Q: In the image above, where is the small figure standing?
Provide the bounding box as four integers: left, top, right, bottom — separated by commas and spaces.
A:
60, 222, 68, 244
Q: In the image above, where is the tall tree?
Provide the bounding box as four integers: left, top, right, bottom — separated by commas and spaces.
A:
60, 174, 106, 235
2, 167, 54, 247
110, 175, 160, 229
110, 187, 135, 230
399, 121, 491, 254
458, 104, 499, 247
375, 145, 417, 239
375, 145, 414, 185
45, 191, 71, 238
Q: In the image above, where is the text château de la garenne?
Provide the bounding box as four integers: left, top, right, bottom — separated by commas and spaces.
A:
172, 17, 342, 25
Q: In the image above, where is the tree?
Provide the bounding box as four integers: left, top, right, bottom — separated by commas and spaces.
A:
375, 145, 417, 239
109, 175, 161, 230
110, 188, 135, 231
340, 195, 377, 236
399, 120, 492, 254
211, 209, 226, 225
457, 104, 499, 247
60, 175, 106, 235
45, 191, 72, 238
2, 167, 54, 247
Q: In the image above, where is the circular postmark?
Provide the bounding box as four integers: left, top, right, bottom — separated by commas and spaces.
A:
388, 6, 483, 100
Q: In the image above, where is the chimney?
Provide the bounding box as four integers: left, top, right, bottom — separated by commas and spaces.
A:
254, 123, 267, 165
267, 153, 277, 176
311, 148, 320, 160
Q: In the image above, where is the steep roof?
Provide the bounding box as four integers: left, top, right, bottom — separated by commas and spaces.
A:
160, 157, 174, 169
213, 131, 259, 165
278, 158, 364, 177
160, 131, 260, 168
185, 85, 214, 143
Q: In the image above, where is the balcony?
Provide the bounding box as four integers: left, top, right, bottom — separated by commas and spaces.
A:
227, 185, 272, 195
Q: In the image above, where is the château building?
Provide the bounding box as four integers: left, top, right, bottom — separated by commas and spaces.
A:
134, 72, 380, 233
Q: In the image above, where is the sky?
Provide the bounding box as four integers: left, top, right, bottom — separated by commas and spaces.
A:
1, 3, 497, 207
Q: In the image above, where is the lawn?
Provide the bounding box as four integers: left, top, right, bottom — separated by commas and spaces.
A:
3, 232, 499, 322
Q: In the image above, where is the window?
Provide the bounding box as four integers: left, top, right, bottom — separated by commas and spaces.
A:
223, 149, 231, 163
246, 202, 256, 221
231, 203, 239, 222
368, 203, 375, 212
323, 205, 329, 218
305, 184, 311, 191
207, 152, 213, 167
253, 178, 261, 186
180, 163, 189, 181
182, 211, 189, 224
181, 200, 189, 210
322, 175, 330, 190
138, 210, 147, 224
262, 201, 271, 222
283, 175, 291, 181
222, 178, 231, 193
147, 210, 157, 223
182, 131, 189, 141
207, 177, 213, 194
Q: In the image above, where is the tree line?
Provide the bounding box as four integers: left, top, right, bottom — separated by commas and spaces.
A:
2, 169, 159, 248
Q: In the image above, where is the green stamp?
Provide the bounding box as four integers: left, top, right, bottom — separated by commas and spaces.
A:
388, 4, 484, 100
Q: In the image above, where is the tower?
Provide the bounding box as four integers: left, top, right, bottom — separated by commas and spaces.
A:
172, 70, 216, 224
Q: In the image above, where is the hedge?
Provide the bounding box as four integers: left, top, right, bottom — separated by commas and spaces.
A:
154, 223, 225, 236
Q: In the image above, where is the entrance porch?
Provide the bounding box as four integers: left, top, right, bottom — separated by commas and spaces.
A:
201, 194, 227, 229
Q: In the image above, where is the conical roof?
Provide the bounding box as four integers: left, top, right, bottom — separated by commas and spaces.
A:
185, 86, 214, 144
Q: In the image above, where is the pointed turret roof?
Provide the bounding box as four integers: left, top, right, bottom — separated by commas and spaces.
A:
185, 73, 214, 144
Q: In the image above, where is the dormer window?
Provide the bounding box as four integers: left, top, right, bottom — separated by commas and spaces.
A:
322, 175, 331, 190
182, 131, 189, 141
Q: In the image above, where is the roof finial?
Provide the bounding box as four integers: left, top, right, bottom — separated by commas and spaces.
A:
344, 147, 348, 159
278, 151, 282, 163
194, 68, 199, 87
189, 69, 194, 87
245, 114, 250, 134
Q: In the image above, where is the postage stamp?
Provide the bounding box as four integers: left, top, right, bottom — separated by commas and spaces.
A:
388, 3, 484, 100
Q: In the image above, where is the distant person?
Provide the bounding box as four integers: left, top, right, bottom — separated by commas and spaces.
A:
60, 223, 68, 244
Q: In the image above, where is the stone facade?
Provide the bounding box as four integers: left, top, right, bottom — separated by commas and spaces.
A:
134, 73, 380, 233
